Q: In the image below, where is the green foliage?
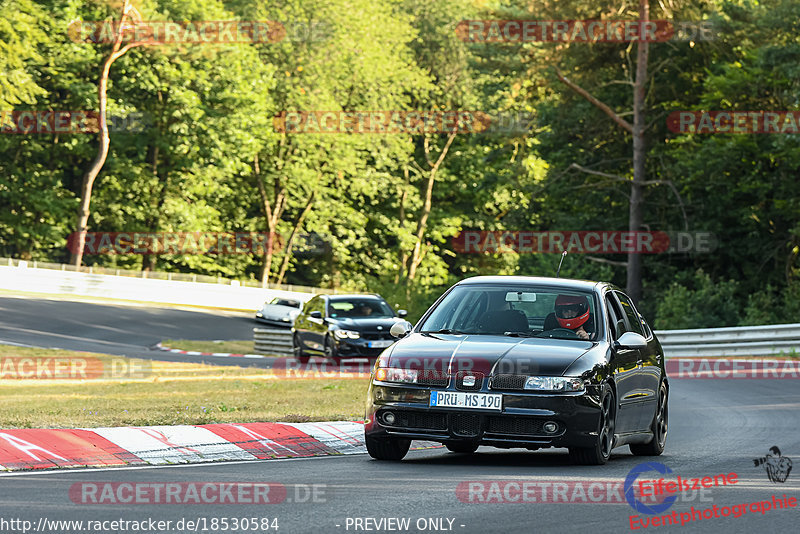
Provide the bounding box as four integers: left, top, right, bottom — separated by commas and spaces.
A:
742, 282, 800, 326
1, 0, 799, 329
654, 270, 742, 329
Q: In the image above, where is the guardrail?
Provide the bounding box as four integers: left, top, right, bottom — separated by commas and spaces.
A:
1, 256, 337, 294
655, 323, 800, 357
253, 327, 294, 356
0, 261, 315, 311
252, 324, 800, 359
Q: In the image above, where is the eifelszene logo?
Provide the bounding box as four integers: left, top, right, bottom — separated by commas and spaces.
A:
625, 462, 678, 515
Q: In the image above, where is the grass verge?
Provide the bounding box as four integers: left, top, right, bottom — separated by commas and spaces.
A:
0, 346, 367, 428
161, 339, 256, 354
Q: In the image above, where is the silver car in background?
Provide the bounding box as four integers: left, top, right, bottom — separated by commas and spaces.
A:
255, 296, 306, 327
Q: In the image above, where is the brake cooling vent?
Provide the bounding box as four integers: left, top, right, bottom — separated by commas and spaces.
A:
451, 413, 481, 437
487, 416, 554, 436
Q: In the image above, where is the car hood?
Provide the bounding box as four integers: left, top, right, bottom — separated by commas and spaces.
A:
384, 333, 595, 376
329, 317, 401, 331
261, 304, 300, 316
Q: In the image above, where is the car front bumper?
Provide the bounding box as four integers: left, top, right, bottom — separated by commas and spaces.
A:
334, 338, 394, 357
255, 313, 294, 327
365, 382, 603, 449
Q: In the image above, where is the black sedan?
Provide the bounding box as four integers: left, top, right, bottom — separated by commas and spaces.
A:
292, 294, 408, 363
364, 276, 668, 465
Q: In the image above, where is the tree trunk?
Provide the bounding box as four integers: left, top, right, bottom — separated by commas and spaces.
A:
275, 190, 315, 285
553, 0, 651, 304
255, 155, 285, 287
395, 169, 409, 284
70, 0, 144, 267
627, 0, 650, 304
407, 133, 457, 280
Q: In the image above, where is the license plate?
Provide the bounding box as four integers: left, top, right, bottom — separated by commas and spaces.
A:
367, 340, 394, 348
429, 391, 502, 411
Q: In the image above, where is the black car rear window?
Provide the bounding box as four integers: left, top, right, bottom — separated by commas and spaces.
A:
327, 299, 394, 318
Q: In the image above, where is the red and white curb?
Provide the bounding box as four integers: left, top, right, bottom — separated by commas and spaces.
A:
0, 422, 440, 472
154, 342, 266, 359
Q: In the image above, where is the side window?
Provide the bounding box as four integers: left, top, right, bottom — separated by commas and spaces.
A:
639, 313, 653, 339
615, 292, 645, 336
605, 294, 625, 340
304, 297, 321, 314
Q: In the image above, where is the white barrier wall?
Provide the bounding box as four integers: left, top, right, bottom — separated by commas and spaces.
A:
0, 264, 313, 311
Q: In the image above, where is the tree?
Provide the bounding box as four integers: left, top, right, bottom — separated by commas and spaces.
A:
551, 0, 650, 302
70, 0, 155, 267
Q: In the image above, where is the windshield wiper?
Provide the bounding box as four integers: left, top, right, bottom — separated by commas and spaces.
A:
503, 331, 536, 337
421, 328, 464, 334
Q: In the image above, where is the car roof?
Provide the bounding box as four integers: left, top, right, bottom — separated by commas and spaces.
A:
327, 294, 383, 300
455, 275, 604, 292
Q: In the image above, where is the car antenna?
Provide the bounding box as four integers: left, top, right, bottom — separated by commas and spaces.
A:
556, 250, 568, 278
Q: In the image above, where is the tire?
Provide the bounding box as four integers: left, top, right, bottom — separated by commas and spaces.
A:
324, 335, 338, 362
630, 382, 668, 456
365, 434, 410, 461
569, 383, 616, 465
293, 333, 309, 364
446, 442, 479, 454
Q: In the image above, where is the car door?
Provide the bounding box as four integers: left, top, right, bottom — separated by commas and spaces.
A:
616, 291, 662, 428
605, 291, 642, 434
307, 296, 329, 351
296, 296, 322, 352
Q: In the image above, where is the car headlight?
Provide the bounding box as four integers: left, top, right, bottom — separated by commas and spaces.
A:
333, 329, 360, 339
374, 367, 418, 384
524, 376, 585, 392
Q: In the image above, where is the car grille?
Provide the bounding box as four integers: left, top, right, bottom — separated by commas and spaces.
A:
386, 410, 448, 431
452, 414, 481, 437
361, 332, 393, 341
486, 416, 558, 436
490, 374, 527, 390
417, 370, 449, 387
455, 371, 484, 391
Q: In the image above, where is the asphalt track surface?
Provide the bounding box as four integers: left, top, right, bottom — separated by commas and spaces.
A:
1, 295, 799, 533
1, 378, 799, 533
0, 295, 279, 367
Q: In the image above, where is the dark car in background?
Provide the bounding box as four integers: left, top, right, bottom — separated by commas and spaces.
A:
292, 294, 408, 362
364, 276, 668, 465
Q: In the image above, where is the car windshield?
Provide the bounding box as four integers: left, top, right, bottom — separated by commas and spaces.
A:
327, 298, 394, 318
269, 298, 301, 308
418, 284, 599, 340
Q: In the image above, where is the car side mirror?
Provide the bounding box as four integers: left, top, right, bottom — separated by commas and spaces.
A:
390, 320, 412, 338
616, 332, 648, 349
397, 309, 408, 318
309, 311, 323, 319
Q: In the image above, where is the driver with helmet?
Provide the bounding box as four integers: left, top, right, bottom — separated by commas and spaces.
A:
551, 294, 593, 340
